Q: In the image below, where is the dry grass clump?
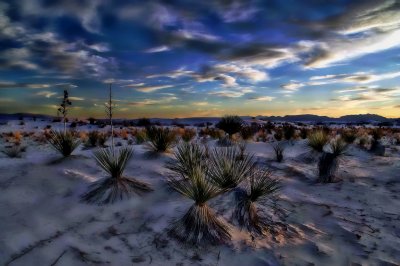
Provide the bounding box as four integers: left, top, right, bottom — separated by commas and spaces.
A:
272, 142, 285, 162
180, 128, 197, 142
341, 128, 358, 144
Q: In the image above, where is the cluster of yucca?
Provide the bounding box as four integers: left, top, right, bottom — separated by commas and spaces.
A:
166, 143, 280, 245
84, 130, 109, 148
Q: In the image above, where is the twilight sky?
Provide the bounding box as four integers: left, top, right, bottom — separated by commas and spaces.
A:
0, 0, 399, 118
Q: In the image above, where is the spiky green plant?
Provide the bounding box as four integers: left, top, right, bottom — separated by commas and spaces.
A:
208, 147, 256, 190
307, 130, 329, 152
81, 147, 152, 204
47, 130, 80, 157
168, 167, 230, 245
234, 169, 280, 236
318, 138, 348, 183
146, 126, 176, 152
272, 142, 285, 162
166, 142, 208, 178
85, 130, 100, 147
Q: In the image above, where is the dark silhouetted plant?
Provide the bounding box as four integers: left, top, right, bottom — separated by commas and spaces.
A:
48, 130, 80, 157
181, 128, 197, 142
283, 125, 296, 140
318, 138, 347, 183
240, 126, 254, 140
272, 142, 285, 162
2, 145, 24, 158
216, 115, 243, 138
85, 130, 100, 147
168, 167, 230, 245
274, 128, 283, 141
57, 89, 72, 134
234, 168, 280, 236
341, 129, 357, 144
81, 147, 152, 204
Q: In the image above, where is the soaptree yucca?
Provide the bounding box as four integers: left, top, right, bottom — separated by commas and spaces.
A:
81, 147, 152, 204
208, 147, 256, 190
48, 130, 80, 157
168, 167, 230, 245
307, 130, 329, 152
318, 138, 348, 183
234, 169, 280, 236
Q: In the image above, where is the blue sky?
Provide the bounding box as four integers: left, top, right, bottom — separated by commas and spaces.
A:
0, 0, 399, 118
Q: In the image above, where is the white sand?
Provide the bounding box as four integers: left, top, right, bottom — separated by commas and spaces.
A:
0, 120, 399, 265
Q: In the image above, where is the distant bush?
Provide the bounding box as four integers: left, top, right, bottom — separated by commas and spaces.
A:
240, 126, 254, 140
299, 127, 309, 139
146, 126, 177, 152
135, 130, 147, 144
283, 125, 296, 140
181, 128, 197, 142
272, 142, 285, 162
274, 128, 283, 141
216, 115, 243, 138
2, 145, 24, 158
136, 118, 152, 127
341, 129, 357, 144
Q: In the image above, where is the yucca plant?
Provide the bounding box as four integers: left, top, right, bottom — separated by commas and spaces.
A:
307, 130, 329, 152
2, 145, 24, 158
341, 129, 357, 144
208, 147, 256, 190
237, 141, 247, 160
81, 147, 152, 204
271, 142, 285, 162
168, 167, 231, 245
318, 138, 348, 183
146, 126, 176, 152
234, 169, 280, 236
48, 130, 80, 157
181, 128, 197, 142
166, 142, 208, 178
85, 130, 100, 147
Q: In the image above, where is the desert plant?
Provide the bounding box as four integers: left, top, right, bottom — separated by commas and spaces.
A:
299, 127, 308, 139
234, 169, 280, 236
341, 129, 357, 144
135, 130, 147, 144
208, 147, 256, 190
57, 89, 72, 134
240, 126, 254, 140
2, 145, 24, 158
85, 130, 100, 147
271, 142, 285, 162
181, 128, 197, 142
237, 141, 247, 160
168, 167, 231, 245
166, 142, 208, 178
81, 147, 152, 204
273, 128, 283, 141
216, 115, 243, 138
47, 130, 80, 157
98, 132, 109, 147
283, 125, 296, 141
318, 138, 347, 183
146, 126, 177, 152
307, 130, 329, 152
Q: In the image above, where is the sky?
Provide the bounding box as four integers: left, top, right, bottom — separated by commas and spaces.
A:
0, 0, 399, 118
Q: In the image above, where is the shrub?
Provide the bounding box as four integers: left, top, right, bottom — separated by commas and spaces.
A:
299, 127, 308, 139
240, 126, 254, 140
237, 141, 247, 160
272, 142, 285, 162
208, 147, 256, 190
146, 126, 177, 152
98, 132, 109, 147
283, 125, 296, 140
234, 168, 280, 236
341, 129, 357, 144
168, 167, 230, 245
181, 128, 197, 142
136, 118, 152, 127
307, 130, 329, 152
85, 130, 100, 147
273, 128, 283, 141
318, 138, 347, 183
81, 147, 152, 204
135, 130, 147, 144
47, 130, 80, 157
216, 115, 243, 138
